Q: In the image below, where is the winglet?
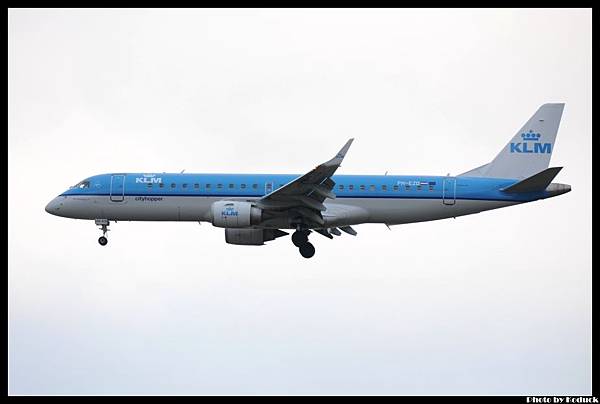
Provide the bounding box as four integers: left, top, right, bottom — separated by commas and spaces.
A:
336, 138, 354, 159
326, 138, 354, 166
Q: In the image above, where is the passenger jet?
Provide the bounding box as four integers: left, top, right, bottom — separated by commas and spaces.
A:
45, 103, 571, 258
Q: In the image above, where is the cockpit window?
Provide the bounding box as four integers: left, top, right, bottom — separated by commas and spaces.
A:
73, 180, 90, 189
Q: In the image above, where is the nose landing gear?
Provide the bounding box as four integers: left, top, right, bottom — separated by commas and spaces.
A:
292, 229, 315, 258
95, 219, 110, 246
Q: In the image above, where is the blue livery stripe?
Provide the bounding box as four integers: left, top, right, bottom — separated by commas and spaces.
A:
60, 173, 538, 203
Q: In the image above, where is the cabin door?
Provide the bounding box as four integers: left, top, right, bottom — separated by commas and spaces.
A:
442, 178, 456, 206
110, 175, 125, 202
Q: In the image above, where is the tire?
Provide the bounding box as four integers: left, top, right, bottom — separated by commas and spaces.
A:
98, 236, 108, 246
292, 231, 308, 247
299, 242, 315, 258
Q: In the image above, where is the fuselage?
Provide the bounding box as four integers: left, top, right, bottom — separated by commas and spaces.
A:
43, 104, 571, 257
45, 172, 570, 228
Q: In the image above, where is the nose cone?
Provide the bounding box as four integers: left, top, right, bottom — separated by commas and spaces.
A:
45, 197, 64, 215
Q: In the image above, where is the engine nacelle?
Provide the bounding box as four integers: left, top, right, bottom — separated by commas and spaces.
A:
211, 201, 262, 228
225, 228, 288, 245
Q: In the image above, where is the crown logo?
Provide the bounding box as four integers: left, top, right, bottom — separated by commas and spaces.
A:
521, 130, 541, 141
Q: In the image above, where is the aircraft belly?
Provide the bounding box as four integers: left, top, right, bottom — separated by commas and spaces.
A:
329, 198, 519, 225
66, 196, 517, 225
82, 196, 213, 221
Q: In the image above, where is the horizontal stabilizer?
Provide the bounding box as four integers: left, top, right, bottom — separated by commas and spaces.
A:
501, 167, 563, 193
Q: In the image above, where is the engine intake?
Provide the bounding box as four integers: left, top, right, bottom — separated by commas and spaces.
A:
211, 201, 262, 228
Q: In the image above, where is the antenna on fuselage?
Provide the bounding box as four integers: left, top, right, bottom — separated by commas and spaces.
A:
180, 169, 185, 173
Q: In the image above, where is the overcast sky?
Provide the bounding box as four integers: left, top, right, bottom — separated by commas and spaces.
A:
8, 9, 591, 395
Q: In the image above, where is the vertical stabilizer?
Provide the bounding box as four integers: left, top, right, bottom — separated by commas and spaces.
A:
459, 103, 565, 179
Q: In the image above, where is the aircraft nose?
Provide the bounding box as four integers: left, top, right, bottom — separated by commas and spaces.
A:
45, 197, 64, 215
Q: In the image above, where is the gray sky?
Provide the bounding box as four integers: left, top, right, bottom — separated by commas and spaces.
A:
8, 9, 591, 395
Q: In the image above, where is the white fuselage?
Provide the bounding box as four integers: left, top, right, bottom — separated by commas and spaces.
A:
47, 194, 518, 228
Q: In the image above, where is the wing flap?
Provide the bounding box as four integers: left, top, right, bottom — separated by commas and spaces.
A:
339, 225, 357, 236
310, 184, 336, 200
329, 227, 342, 236
314, 228, 334, 239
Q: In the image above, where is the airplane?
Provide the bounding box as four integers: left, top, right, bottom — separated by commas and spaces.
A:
45, 103, 571, 258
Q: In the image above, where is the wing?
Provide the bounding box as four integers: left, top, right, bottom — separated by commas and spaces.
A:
256, 139, 354, 227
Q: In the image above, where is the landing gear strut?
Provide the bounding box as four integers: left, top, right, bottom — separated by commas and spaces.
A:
95, 219, 109, 246
292, 228, 315, 258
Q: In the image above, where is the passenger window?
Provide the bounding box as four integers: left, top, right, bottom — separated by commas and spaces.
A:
429, 185, 434, 191
382, 185, 387, 191
217, 184, 223, 189
405, 185, 410, 190
349, 185, 354, 191
182, 183, 188, 189
393, 185, 399, 191
171, 183, 176, 188
147, 183, 153, 188
339, 185, 344, 191
206, 184, 211, 189
416, 185, 422, 191
241, 184, 246, 189
359, 185, 365, 191
369, 185, 375, 191
252, 184, 258, 189
159, 183, 164, 188
194, 183, 199, 189
229, 184, 235, 189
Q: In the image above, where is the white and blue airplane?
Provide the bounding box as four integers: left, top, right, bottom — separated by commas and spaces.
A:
46, 103, 570, 258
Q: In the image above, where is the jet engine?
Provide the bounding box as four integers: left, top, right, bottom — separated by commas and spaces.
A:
211, 201, 262, 228
225, 228, 288, 245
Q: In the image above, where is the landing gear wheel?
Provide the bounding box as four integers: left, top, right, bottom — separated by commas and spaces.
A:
299, 242, 315, 258
292, 231, 309, 247
98, 236, 108, 246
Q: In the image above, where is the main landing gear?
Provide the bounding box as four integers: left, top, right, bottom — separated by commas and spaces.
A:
95, 219, 109, 246
292, 229, 315, 259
